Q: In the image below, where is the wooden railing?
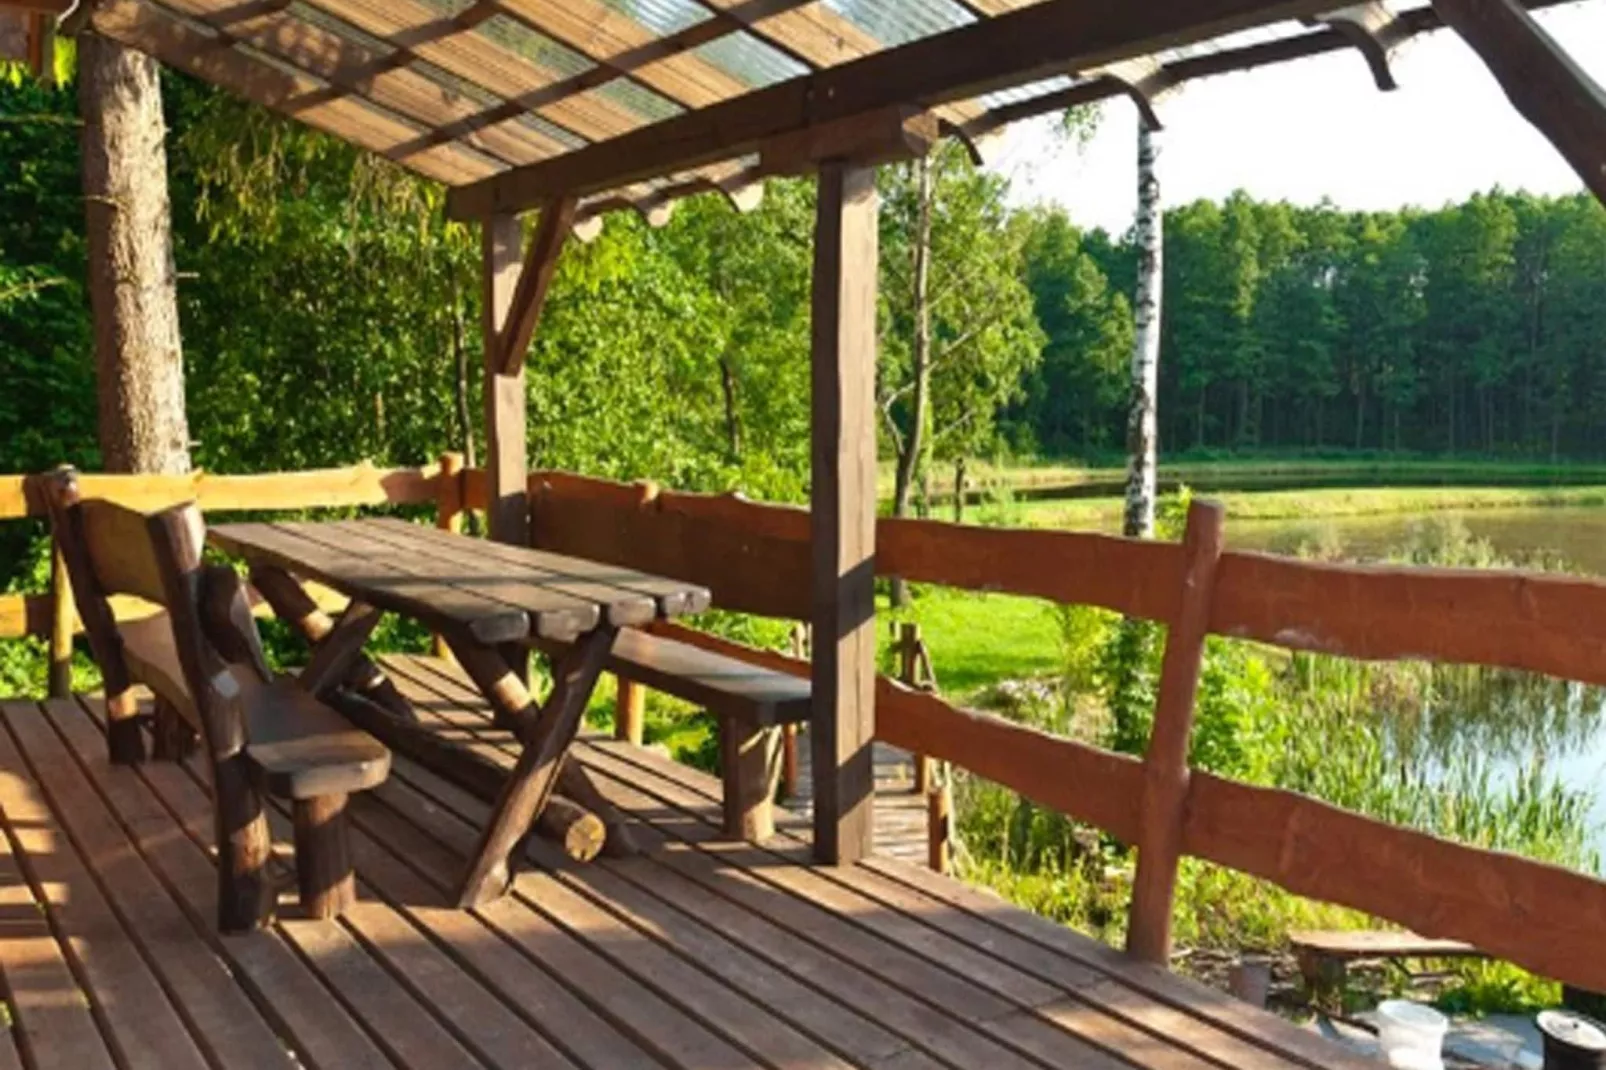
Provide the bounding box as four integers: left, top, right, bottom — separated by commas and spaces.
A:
8, 459, 1606, 990
0, 459, 465, 693
482, 466, 1606, 994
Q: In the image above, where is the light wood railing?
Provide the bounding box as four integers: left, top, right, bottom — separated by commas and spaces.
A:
470, 465, 1606, 994
0, 459, 468, 693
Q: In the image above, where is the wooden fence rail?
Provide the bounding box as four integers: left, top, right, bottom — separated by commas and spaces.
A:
495, 466, 1606, 993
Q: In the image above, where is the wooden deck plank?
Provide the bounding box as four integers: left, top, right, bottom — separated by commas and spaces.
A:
0, 659, 1374, 1070
17, 700, 295, 1070
0, 702, 206, 1070
378, 657, 1050, 1070
54, 697, 398, 1070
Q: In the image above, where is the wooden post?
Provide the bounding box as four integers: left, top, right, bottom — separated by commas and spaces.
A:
781, 624, 807, 800
482, 212, 527, 547
898, 622, 933, 793
47, 538, 74, 698
615, 677, 645, 746
434, 451, 465, 660
809, 160, 879, 865
1126, 500, 1227, 965
928, 774, 952, 875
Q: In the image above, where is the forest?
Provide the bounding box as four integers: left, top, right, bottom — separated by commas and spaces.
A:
6, 70, 1606, 509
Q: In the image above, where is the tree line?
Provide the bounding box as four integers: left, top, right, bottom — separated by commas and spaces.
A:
5, 72, 1606, 521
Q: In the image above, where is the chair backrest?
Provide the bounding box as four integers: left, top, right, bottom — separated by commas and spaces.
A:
40, 467, 253, 758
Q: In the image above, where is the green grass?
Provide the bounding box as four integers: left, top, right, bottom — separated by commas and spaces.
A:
882, 587, 1062, 698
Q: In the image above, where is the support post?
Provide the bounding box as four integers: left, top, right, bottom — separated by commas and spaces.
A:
48, 538, 73, 698
898, 622, 933, 794
482, 212, 528, 546
434, 451, 465, 660
615, 677, 645, 746
1126, 500, 1226, 964
809, 161, 879, 865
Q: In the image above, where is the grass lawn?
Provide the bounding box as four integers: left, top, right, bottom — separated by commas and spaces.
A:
883, 586, 1063, 699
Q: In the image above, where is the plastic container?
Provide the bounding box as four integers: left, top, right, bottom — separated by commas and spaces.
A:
1376, 1000, 1448, 1070
1537, 1009, 1606, 1069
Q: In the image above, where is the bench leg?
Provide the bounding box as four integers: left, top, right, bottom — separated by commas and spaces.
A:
293, 793, 355, 920
151, 698, 197, 762
214, 756, 274, 932
722, 722, 782, 843
106, 691, 146, 766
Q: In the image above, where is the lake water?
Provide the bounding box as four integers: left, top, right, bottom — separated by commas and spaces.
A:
1229, 505, 1606, 856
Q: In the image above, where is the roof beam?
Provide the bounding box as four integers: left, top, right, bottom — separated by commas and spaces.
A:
446, 0, 1334, 218
1312, 2, 1410, 90
499, 196, 578, 375
1090, 57, 1180, 131
1434, 0, 1606, 204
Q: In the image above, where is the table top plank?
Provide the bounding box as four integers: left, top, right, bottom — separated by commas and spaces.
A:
209, 523, 530, 644
312, 521, 604, 641
358, 519, 660, 629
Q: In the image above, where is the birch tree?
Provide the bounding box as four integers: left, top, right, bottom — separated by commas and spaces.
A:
1123, 122, 1162, 539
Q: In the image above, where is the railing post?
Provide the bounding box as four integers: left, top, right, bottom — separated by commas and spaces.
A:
897, 622, 934, 794
433, 451, 466, 661
1126, 499, 1226, 966
48, 534, 73, 698
615, 678, 645, 746
781, 623, 808, 800
928, 771, 952, 875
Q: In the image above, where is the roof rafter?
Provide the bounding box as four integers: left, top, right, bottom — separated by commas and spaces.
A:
445, 0, 1337, 219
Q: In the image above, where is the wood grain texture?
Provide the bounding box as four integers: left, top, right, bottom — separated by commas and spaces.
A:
1435, 0, 1606, 203
810, 161, 879, 865
1185, 771, 1606, 992
1128, 501, 1226, 964
499, 196, 577, 374
482, 212, 528, 546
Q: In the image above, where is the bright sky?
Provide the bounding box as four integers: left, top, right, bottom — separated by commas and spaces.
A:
999, 2, 1606, 235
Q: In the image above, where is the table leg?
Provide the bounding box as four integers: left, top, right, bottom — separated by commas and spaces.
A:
250, 565, 414, 719
442, 630, 543, 733
298, 601, 382, 697
455, 625, 616, 907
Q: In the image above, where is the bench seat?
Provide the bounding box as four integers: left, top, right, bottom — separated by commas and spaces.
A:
119, 612, 390, 800
538, 627, 811, 841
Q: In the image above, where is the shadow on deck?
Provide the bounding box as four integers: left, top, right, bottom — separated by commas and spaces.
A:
0, 654, 1371, 1070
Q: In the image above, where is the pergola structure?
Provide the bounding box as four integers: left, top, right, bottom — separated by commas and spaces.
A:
14, 0, 1606, 872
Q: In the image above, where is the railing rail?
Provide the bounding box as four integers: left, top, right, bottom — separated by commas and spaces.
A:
495, 465, 1606, 993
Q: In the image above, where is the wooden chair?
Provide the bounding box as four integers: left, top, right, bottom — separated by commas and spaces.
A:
41, 468, 390, 931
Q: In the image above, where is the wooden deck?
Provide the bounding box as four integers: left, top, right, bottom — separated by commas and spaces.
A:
787, 737, 931, 865
0, 653, 1373, 1070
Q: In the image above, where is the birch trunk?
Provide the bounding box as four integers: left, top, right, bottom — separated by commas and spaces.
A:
79, 31, 189, 475
890, 155, 933, 607
1124, 123, 1163, 540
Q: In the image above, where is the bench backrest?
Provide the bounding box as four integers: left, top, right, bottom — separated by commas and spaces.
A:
41, 467, 260, 760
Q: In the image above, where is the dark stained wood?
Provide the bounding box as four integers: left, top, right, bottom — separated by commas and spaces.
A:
1128, 500, 1227, 965
292, 792, 354, 919
456, 625, 617, 906
295, 599, 382, 697
483, 211, 528, 546
810, 160, 879, 865
614, 676, 645, 745
1435, 0, 1606, 204
211, 522, 530, 643
1185, 770, 1606, 993
721, 721, 782, 842
537, 794, 607, 862
500, 196, 578, 375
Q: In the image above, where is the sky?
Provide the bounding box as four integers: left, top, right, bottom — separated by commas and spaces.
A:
997, 2, 1606, 235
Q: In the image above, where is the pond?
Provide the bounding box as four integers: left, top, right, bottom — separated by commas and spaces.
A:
1229, 505, 1606, 858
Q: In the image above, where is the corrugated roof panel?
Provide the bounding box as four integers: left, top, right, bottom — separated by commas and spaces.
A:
287, 1, 395, 57
693, 30, 809, 88
475, 13, 596, 80
823, 0, 976, 48
596, 0, 710, 37
591, 77, 685, 124
977, 74, 1075, 110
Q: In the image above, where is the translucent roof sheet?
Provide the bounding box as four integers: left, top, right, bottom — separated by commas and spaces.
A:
109, 0, 1414, 219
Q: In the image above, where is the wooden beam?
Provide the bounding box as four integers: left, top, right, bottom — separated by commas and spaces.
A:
446, 0, 1333, 217
809, 161, 879, 865
1434, 0, 1606, 204
759, 106, 941, 176
1127, 501, 1227, 964
482, 213, 528, 545
1313, 2, 1410, 91
499, 197, 576, 376
1088, 56, 1179, 131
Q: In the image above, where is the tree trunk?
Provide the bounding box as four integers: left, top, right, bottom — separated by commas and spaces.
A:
718, 356, 742, 462
79, 32, 189, 476
1124, 123, 1163, 541
890, 155, 933, 607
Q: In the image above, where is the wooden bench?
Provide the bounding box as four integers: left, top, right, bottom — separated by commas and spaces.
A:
42, 468, 390, 931
1290, 929, 1486, 996
538, 626, 811, 841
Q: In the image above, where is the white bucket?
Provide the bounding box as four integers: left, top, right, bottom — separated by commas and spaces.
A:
1376, 1000, 1449, 1070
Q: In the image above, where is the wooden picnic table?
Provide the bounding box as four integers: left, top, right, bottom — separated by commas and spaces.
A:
209, 517, 710, 907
